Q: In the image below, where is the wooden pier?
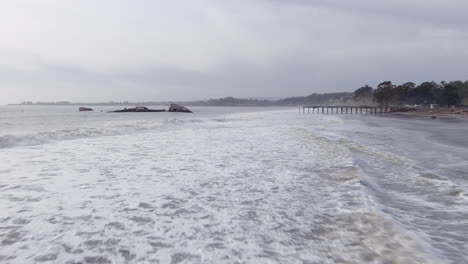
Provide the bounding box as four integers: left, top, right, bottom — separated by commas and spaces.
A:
299, 106, 407, 115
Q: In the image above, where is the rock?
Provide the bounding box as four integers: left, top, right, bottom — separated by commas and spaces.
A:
111, 106, 166, 113
79, 107, 93, 112
168, 104, 192, 113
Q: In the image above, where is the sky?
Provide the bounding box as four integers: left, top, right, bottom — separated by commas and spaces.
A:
1, 0, 467, 104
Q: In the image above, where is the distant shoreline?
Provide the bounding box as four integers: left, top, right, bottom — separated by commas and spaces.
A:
7, 104, 290, 107
386, 109, 468, 121
5, 93, 354, 107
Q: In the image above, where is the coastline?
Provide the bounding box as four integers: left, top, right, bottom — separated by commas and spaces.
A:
386, 109, 468, 121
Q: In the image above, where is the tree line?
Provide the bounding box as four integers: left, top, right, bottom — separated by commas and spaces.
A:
15, 80, 468, 107
354, 81, 468, 107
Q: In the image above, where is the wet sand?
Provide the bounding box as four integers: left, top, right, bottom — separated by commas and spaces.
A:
387, 108, 468, 121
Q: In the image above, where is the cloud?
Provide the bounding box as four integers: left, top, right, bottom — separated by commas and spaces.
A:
0, 0, 467, 103
267, 0, 468, 27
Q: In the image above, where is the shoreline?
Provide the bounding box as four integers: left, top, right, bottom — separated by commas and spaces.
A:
386, 109, 468, 121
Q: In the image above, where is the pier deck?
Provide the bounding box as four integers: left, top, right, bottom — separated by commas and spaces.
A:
300, 106, 409, 114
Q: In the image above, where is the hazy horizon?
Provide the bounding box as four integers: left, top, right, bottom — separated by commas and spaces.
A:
5, 96, 288, 105
1, 0, 468, 104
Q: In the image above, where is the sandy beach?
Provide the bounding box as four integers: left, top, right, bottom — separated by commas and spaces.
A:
387, 108, 468, 120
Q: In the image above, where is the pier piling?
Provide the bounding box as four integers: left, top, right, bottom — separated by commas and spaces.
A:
300, 105, 404, 116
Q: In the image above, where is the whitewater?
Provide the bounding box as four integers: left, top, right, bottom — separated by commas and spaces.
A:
0, 106, 467, 264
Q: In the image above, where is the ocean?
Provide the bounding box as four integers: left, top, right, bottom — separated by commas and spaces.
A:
0, 106, 467, 264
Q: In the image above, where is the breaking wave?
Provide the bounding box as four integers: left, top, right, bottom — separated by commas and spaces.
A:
0, 116, 248, 149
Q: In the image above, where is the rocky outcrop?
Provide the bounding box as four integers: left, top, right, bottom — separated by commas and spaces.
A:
111, 106, 166, 113
110, 104, 192, 113
79, 107, 93, 112
168, 104, 192, 113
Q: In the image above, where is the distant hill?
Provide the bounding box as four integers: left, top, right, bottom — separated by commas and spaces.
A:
276, 92, 352, 106
181, 92, 353, 106
12, 92, 354, 107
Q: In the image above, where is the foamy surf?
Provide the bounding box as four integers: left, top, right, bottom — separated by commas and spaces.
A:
0, 107, 466, 263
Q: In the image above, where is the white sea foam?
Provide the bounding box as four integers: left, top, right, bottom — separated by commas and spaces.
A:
0, 108, 465, 263
0, 114, 241, 149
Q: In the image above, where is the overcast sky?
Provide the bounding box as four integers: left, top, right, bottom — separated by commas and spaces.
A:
1, 0, 467, 104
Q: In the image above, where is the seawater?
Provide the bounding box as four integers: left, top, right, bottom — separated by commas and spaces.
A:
0, 106, 467, 264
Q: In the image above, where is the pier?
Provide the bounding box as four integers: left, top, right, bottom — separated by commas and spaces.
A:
299, 106, 408, 115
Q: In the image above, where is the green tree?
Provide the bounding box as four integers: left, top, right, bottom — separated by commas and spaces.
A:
408, 81, 438, 105
373, 81, 394, 106
448, 81, 468, 103
354, 85, 373, 98
392, 82, 415, 105
353, 85, 373, 103
438, 84, 461, 107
